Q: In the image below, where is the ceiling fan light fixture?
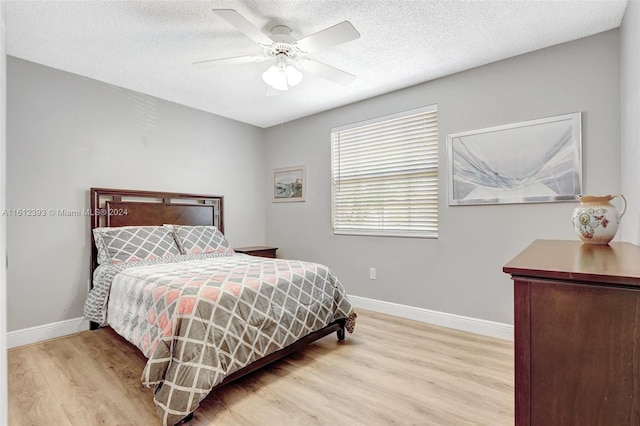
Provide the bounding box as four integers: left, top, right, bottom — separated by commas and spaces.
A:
262, 64, 289, 91
284, 65, 303, 86
262, 54, 303, 91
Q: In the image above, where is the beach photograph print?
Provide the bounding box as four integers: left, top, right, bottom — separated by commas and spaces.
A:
273, 165, 306, 202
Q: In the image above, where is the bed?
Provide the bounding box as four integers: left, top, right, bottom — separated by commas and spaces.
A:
83, 188, 356, 426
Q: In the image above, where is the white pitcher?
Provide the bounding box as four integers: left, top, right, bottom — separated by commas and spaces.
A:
572, 194, 626, 244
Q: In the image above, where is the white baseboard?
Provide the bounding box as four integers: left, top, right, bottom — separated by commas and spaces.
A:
7, 317, 89, 349
349, 295, 513, 341
7, 298, 513, 348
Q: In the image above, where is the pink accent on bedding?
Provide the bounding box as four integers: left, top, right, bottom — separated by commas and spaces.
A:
201, 287, 220, 302
165, 289, 180, 305
177, 297, 195, 315
147, 309, 156, 324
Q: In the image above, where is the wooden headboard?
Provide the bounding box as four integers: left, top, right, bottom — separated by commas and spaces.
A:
90, 187, 224, 276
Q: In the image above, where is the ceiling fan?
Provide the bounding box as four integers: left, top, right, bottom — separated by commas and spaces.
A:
194, 9, 360, 92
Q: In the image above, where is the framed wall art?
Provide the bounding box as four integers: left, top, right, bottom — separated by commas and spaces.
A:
447, 112, 582, 205
273, 165, 306, 202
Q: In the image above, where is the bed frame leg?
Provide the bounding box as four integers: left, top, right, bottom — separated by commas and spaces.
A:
337, 321, 346, 341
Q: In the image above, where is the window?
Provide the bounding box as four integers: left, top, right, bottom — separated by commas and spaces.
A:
331, 105, 438, 238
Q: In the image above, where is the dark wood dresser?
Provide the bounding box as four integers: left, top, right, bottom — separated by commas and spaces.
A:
234, 246, 278, 258
503, 239, 640, 426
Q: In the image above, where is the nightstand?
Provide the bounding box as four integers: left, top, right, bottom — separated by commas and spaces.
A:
234, 246, 278, 258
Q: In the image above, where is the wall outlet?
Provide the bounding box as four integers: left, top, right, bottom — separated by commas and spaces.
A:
369, 267, 376, 280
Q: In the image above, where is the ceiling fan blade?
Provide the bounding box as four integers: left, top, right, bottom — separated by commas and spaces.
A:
295, 21, 360, 54
193, 55, 264, 69
299, 59, 356, 86
213, 9, 274, 46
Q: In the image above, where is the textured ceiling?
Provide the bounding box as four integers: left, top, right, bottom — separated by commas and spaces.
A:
6, 1, 628, 128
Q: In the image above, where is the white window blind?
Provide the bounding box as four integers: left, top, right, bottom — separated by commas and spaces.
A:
331, 105, 438, 238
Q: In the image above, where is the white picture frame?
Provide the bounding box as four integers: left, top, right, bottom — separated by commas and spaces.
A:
447, 112, 582, 205
273, 165, 306, 202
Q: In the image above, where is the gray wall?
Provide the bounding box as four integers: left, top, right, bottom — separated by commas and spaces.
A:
6, 57, 267, 331
621, 0, 640, 244
264, 30, 621, 325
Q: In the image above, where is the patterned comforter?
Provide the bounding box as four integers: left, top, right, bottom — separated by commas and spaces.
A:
84, 253, 355, 425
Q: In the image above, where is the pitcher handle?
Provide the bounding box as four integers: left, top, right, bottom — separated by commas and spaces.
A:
613, 194, 627, 219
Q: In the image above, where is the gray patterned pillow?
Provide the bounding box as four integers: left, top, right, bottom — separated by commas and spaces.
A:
165, 225, 234, 255
93, 226, 181, 265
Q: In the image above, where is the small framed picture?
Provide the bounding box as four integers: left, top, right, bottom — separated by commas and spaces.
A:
273, 165, 306, 202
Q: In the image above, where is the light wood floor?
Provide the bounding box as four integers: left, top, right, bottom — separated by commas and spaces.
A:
8, 310, 514, 425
